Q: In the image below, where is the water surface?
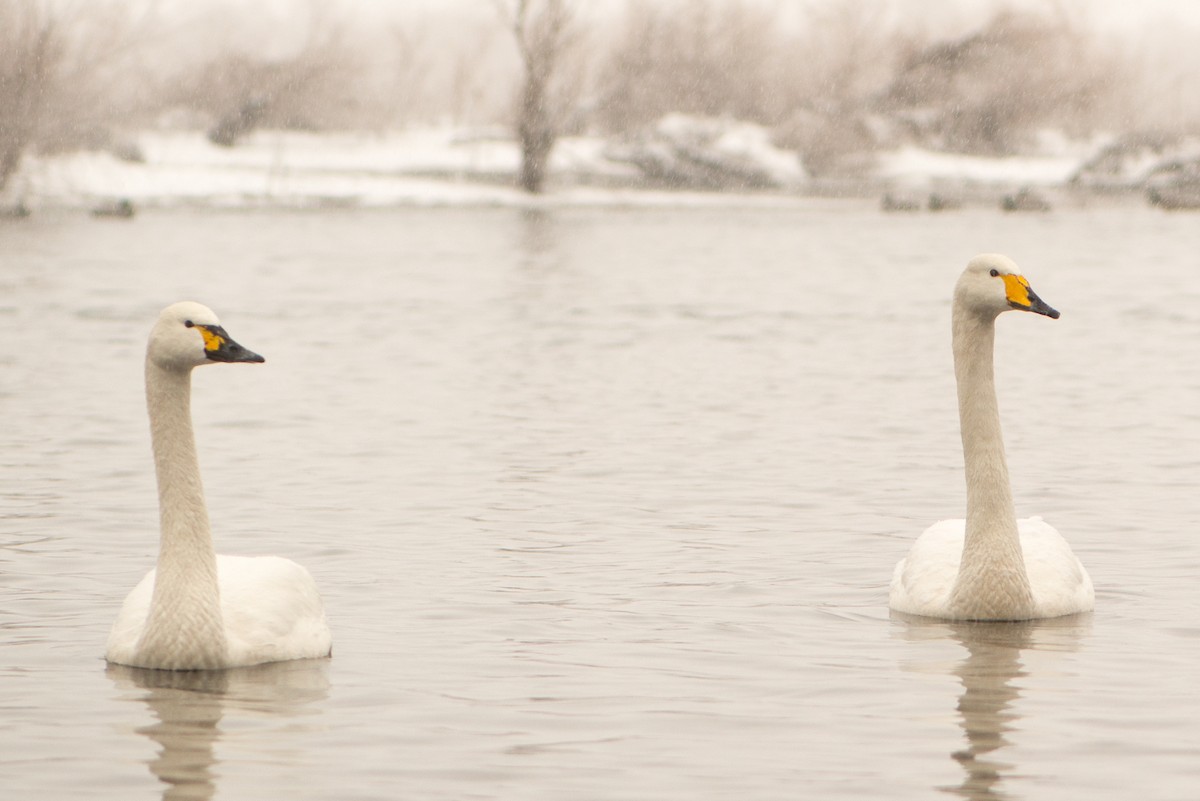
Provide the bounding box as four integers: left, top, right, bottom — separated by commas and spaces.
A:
2, 201, 1198, 799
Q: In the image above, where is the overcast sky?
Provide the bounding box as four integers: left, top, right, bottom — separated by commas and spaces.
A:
375, 0, 1200, 27
184, 0, 1200, 30
177, 0, 1200, 56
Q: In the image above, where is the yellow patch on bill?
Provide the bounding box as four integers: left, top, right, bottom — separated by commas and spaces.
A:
198, 326, 226, 352
1001, 274, 1032, 308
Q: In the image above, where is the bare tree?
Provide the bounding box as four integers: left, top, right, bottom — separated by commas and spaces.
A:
0, 2, 61, 193
1, 0, 153, 197
495, 0, 579, 193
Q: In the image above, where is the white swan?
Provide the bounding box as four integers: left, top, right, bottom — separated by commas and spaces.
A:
106, 302, 331, 670
889, 255, 1094, 620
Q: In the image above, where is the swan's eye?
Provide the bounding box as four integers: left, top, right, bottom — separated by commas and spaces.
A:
989, 269, 999, 277
184, 320, 194, 328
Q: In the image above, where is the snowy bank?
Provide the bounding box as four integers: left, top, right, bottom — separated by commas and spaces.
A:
3, 123, 1195, 212
875, 145, 1079, 189
8, 130, 633, 210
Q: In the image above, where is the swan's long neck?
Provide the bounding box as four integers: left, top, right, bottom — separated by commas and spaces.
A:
949, 306, 1036, 619
136, 360, 229, 669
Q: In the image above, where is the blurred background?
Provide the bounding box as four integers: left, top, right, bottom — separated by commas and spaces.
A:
2, 0, 1199, 207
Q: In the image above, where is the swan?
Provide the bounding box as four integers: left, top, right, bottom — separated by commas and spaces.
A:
106, 302, 332, 670
889, 255, 1094, 620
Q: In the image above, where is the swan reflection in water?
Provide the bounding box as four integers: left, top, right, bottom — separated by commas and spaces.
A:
895, 613, 1090, 800
107, 659, 330, 800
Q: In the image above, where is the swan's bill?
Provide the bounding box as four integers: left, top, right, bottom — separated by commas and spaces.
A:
1000, 273, 1059, 319
195, 324, 265, 364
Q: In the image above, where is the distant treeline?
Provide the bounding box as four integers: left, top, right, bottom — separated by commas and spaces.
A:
2, 0, 1197, 191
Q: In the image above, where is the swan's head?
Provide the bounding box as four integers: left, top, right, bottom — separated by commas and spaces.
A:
147, 301, 265, 371
955, 254, 1059, 320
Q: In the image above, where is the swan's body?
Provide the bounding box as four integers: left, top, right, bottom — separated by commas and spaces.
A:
890, 517, 1093, 619
106, 301, 331, 670
889, 255, 1094, 621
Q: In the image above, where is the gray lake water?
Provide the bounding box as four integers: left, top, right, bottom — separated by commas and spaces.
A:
1, 200, 1198, 800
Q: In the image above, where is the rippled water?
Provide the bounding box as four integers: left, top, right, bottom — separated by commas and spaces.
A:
2, 200, 1198, 800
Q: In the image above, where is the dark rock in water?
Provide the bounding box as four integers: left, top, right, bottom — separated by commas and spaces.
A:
1001, 188, 1050, 212
881, 193, 920, 212
92, 198, 135, 218
927, 193, 961, 212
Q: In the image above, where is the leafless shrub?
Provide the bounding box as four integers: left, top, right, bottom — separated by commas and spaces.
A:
1113, 22, 1200, 138
0, 2, 57, 191
595, 0, 904, 176
772, 110, 881, 178
880, 10, 1120, 155
163, 15, 366, 145
770, 1, 902, 175
373, 10, 509, 128
0, 0, 151, 192
386, 21, 434, 129
594, 0, 778, 133
445, 28, 507, 127
594, 2, 1135, 176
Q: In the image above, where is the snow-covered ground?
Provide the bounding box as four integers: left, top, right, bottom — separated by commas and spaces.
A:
0, 122, 1182, 212
10, 130, 566, 209
875, 145, 1079, 188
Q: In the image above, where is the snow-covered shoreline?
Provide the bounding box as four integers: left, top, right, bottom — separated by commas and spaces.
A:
2, 122, 1192, 213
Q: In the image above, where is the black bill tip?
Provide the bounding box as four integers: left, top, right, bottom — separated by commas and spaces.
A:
201, 325, 265, 363
1025, 289, 1060, 319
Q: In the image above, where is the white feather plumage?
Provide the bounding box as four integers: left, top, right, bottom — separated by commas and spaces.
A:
106, 302, 331, 670
890, 516, 1094, 619
889, 255, 1094, 621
